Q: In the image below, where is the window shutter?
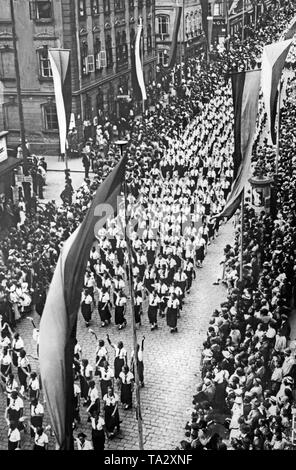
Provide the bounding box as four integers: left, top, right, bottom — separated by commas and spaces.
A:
84, 57, 89, 74
95, 53, 101, 69
29, 0, 37, 20
100, 51, 107, 67
87, 55, 95, 72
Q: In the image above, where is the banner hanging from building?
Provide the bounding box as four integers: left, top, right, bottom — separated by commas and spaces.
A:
48, 49, 72, 155
131, 20, 147, 102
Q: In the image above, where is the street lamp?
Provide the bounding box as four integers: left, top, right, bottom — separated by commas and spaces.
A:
114, 139, 128, 157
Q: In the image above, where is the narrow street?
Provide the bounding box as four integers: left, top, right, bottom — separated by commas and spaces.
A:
0, 218, 234, 450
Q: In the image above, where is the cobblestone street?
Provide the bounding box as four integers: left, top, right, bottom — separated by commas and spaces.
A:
0, 218, 234, 450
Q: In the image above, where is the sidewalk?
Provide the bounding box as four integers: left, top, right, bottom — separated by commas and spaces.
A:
41, 155, 88, 204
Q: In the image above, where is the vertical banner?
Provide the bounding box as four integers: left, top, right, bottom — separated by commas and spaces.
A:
217, 69, 261, 219
131, 20, 147, 102
48, 49, 72, 155
260, 39, 292, 144
168, 6, 182, 68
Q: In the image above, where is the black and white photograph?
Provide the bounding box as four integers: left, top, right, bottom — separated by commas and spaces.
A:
0, 0, 295, 455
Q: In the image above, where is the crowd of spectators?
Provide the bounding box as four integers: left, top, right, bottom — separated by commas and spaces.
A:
181, 6, 296, 451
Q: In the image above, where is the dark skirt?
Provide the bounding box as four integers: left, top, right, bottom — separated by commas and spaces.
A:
1, 363, 12, 380
8, 440, 19, 451
88, 398, 100, 416
114, 357, 124, 379
29, 388, 38, 401
115, 305, 125, 325
31, 416, 43, 438
33, 444, 46, 451
121, 383, 132, 406
147, 250, 155, 265
138, 360, 144, 384
196, 246, 205, 262
95, 355, 106, 369
117, 248, 124, 266
100, 379, 112, 399
80, 376, 89, 400
144, 278, 154, 293
167, 308, 177, 328
148, 305, 158, 324
99, 303, 111, 322
18, 366, 29, 389
81, 303, 92, 323
12, 350, 20, 367
92, 428, 105, 451
134, 305, 141, 324
104, 405, 120, 433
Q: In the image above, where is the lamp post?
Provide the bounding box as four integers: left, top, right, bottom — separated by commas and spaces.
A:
10, 0, 28, 176
114, 139, 144, 451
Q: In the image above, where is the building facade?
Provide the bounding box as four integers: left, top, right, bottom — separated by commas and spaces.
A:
0, 0, 157, 154
155, 0, 205, 69
211, 0, 274, 47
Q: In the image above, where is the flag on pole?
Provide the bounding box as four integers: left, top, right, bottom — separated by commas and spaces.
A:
168, 5, 182, 68
39, 156, 127, 449
260, 39, 292, 144
283, 14, 296, 40
48, 49, 72, 155
217, 69, 261, 219
200, 0, 209, 44
231, 70, 262, 179
131, 20, 146, 102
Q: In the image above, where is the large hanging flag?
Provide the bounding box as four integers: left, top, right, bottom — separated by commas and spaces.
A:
131, 20, 146, 102
200, 0, 209, 45
39, 156, 127, 449
217, 69, 261, 219
261, 39, 292, 144
231, 70, 262, 179
48, 49, 72, 155
168, 5, 182, 68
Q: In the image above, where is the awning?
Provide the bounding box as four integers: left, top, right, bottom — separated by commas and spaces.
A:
0, 157, 22, 178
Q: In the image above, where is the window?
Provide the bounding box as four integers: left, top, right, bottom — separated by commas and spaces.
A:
104, 0, 110, 15
0, 50, 15, 80
130, 28, 135, 51
116, 31, 128, 67
38, 46, 52, 78
81, 40, 89, 75
94, 36, 102, 70
213, 1, 223, 16
29, 0, 53, 21
129, 0, 134, 9
106, 35, 113, 68
146, 0, 151, 8
157, 50, 168, 67
158, 16, 169, 35
96, 88, 104, 111
91, 0, 99, 15
115, 0, 124, 12
84, 94, 92, 121
147, 24, 152, 52
107, 84, 115, 116
43, 102, 58, 130
87, 55, 95, 72
79, 0, 86, 17
138, 0, 143, 10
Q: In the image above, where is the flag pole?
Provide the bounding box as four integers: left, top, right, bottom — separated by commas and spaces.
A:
242, 0, 245, 43
240, 188, 245, 286
275, 83, 281, 175
116, 141, 144, 450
